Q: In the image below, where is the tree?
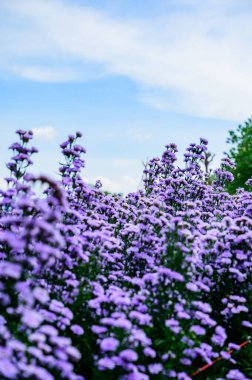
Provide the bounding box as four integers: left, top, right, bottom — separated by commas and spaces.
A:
225, 117, 252, 193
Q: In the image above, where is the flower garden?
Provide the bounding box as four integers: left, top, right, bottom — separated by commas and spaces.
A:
0, 130, 251, 379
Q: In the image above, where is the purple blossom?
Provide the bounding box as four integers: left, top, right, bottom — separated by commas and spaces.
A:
128, 372, 149, 380
129, 311, 152, 325
220, 351, 231, 359
190, 325, 206, 336
211, 326, 227, 346
158, 267, 184, 282
0, 130, 251, 379
91, 325, 107, 334
22, 310, 44, 329
39, 325, 58, 336
119, 349, 138, 362
242, 320, 252, 328
70, 325, 84, 335
65, 346, 81, 361
0, 359, 18, 379
228, 343, 241, 351
186, 282, 198, 292
226, 370, 248, 380
100, 337, 119, 352
0, 262, 22, 279
165, 319, 181, 334
180, 358, 192, 365
143, 347, 156, 358
114, 318, 132, 330
97, 357, 115, 370
148, 363, 163, 374
33, 287, 49, 304
177, 372, 192, 380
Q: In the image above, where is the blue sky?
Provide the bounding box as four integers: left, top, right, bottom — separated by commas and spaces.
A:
0, 0, 251, 193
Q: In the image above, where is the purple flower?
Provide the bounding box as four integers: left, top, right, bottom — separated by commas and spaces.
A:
49, 300, 64, 313
190, 325, 206, 336
114, 318, 132, 330
180, 358, 192, 365
177, 311, 190, 320
97, 357, 115, 370
91, 325, 107, 334
211, 326, 227, 346
158, 267, 184, 282
242, 320, 252, 328
220, 351, 230, 359
119, 349, 138, 362
65, 346, 81, 360
39, 325, 58, 336
177, 373, 192, 380
200, 138, 208, 145
165, 319, 179, 327
2, 130, 252, 380
143, 273, 158, 284
70, 325, 84, 335
192, 301, 212, 313
31, 367, 54, 380
0, 359, 18, 379
129, 311, 152, 325
7, 339, 26, 351
143, 347, 156, 358
33, 287, 49, 304
226, 370, 248, 380
128, 372, 149, 380
22, 310, 44, 329
186, 282, 198, 292
228, 343, 241, 351
165, 319, 181, 334
148, 363, 163, 374
100, 337, 119, 352
0, 262, 22, 279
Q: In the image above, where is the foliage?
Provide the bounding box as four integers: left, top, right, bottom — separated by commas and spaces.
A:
0, 131, 251, 380
225, 118, 252, 194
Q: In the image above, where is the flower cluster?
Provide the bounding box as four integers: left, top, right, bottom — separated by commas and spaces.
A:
0, 131, 251, 379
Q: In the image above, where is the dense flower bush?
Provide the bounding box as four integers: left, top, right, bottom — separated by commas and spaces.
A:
0, 130, 251, 379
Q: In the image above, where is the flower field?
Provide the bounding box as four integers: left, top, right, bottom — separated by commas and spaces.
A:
0, 130, 251, 379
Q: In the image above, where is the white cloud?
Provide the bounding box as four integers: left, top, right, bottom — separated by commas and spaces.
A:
85, 175, 139, 194
127, 129, 151, 142
99, 130, 151, 143
32, 126, 56, 140
112, 159, 141, 168
1, 0, 252, 120
13, 66, 79, 82
84, 157, 143, 194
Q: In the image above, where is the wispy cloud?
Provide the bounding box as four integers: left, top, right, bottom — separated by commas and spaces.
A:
1, 0, 252, 120
13, 66, 79, 82
32, 126, 56, 140
84, 157, 143, 194
85, 174, 139, 194
127, 129, 151, 142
